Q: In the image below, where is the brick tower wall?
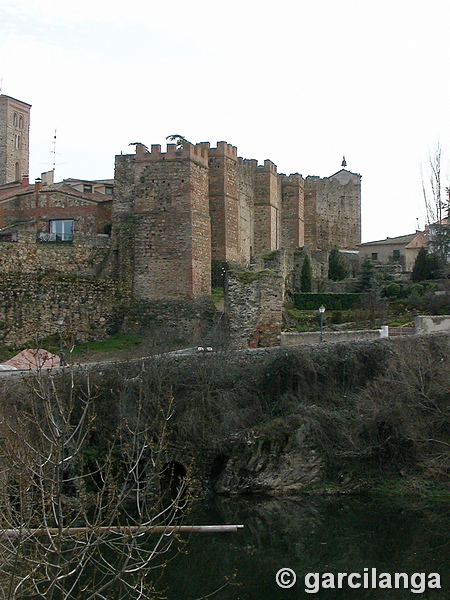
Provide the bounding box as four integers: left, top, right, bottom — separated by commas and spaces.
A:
307, 170, 361, 250
203, 142, 240, 264
112, 152, 137, 293
304, 176, 319, 248
128, 143, 211, 300
281, 173, 305, 250
237, 158, 257, 264
253, 160, 281, 255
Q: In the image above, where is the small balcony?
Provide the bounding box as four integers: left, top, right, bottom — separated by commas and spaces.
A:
38, 232, 74, 243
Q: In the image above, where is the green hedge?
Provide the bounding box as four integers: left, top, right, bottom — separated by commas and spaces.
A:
293, 293, 362, 310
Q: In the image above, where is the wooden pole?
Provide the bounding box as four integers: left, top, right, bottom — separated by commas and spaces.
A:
1, 524, 244, 539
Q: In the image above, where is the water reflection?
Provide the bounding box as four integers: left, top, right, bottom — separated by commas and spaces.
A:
161, 496, 449, 599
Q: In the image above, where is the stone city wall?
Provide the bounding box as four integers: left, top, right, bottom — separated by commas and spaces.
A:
225, 269, 285, 349
0, 273, 120, 346
0, 230, 111, 277
120, 296, 217, 348
281, 329, 382, 346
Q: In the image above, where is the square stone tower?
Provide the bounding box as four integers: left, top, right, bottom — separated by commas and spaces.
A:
253, 160, 282, 254
0, 95, 31, 185
202, 141, 240, 264
304, 169, 361, 250
113, 142, 211, 300
281, 173, 305, 250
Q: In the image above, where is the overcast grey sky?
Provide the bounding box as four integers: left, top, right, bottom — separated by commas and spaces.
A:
1, 0, 450, 242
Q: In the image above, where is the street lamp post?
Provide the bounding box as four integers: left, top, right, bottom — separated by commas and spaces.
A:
318, 305, 326, 343
57, 316, 65, 366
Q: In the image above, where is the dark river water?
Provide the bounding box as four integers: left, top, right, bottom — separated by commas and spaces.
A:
160, 495, 449, 599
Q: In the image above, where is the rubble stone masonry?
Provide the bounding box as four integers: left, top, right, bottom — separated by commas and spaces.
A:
114, 143, 211, 301
281, 173, 305, 250
226, 268, 285, 349
304, 170, 361, 250
0, 273, 120, 346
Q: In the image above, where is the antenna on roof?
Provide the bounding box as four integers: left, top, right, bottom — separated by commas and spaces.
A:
52, 129, 57, 173
341, 155, 347, 168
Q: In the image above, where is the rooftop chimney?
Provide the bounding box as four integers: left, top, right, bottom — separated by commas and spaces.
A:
41, 170, 54, 186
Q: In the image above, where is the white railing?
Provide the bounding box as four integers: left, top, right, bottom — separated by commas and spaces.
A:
39, 232, 57, 242
38, 232, 74, 242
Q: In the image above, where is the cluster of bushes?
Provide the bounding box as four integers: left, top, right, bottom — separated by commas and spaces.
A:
380, 280, 450, 316
293, 293, 361, 311
382, 281, 435, 299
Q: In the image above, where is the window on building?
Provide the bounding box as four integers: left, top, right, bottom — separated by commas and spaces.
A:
393, 249, 401, 260
13, 113, 17, 127
50, 220, 74, 242
19, 115, 23, 129
105, 186, 113, 195
83, 184, 93, 193
15, 162, 20, 181
14, 135, 21, 149
371, 252, 378, 261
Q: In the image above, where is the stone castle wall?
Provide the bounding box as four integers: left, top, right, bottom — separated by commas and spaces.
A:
111, 143, 361, 308
0, 273, 120, 346
237, 159, 257, 263
253, 160, 281, 255
304, 170, 361, 250
226, 268, 285, 349
281, 173, 305, 250
114, 143, 211, 301
0, 123, 362, 350
204, 142, 240, 264
0, 230, 111, 277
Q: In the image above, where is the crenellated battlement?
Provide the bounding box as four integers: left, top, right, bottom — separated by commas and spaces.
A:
239, 158, 259, 171
281, 173, 304, 185
134, 142, 209, 167
257, 159, 277, 174
208, 141, 238, 160
239, 158, 278, 173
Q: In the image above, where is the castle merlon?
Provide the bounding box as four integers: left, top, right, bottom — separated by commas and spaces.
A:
239, 158, 259, 170
134, 142, 208, 166
207, 141, 238, 159
259, 159, 277, 174
281, 173, 304, 184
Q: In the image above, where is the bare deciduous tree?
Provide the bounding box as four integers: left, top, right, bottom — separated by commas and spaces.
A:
0, 366, 187, 600
422, 143, 444, 225
421, 143, 450, 267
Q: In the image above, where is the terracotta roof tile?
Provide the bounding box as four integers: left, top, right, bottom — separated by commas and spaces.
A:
5, 349, 60, 370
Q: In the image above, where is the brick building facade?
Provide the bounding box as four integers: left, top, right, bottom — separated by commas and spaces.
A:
0, 177, 112, 277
